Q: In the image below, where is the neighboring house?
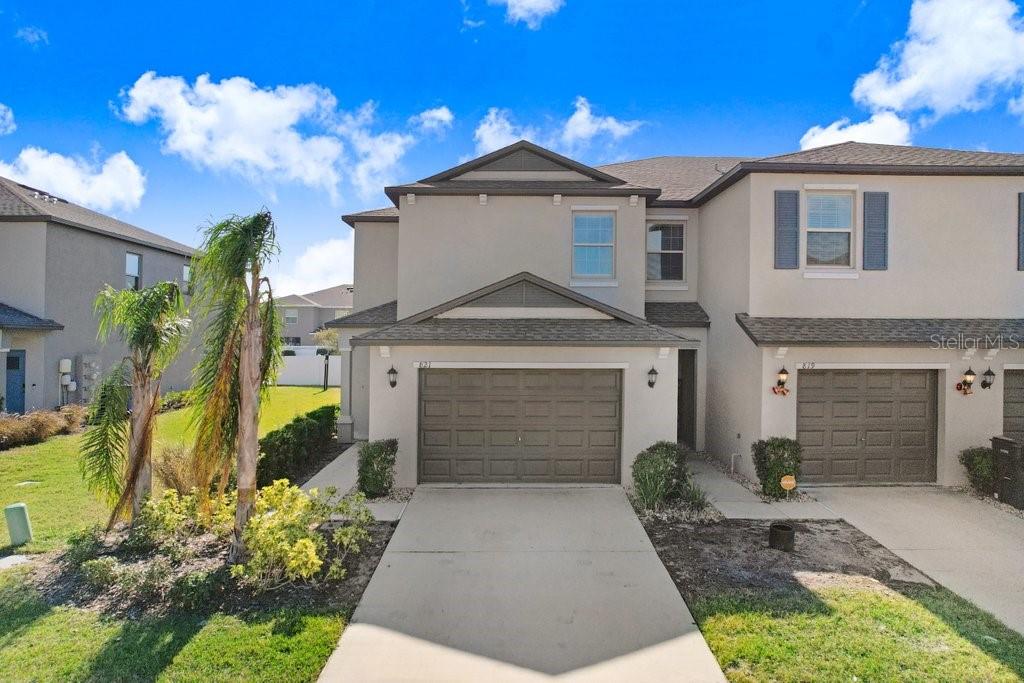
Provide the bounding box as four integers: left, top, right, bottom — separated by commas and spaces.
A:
329, 140, 1024, 489
276, 284, 354, 346
0, 176, 195, 413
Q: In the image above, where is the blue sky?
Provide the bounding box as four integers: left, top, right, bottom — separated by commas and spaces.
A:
2, 0, 1024, 294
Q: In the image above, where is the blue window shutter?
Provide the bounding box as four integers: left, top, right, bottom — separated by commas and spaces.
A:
774, 190, 799, 269
863, 192, 889, 270
1018, 193, 1024, 271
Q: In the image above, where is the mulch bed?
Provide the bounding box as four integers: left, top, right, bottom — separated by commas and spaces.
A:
642, 517, 932, 601
27, 521, 395, 619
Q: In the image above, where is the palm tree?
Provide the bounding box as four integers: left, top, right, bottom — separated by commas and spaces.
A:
189, 211, 282, 560
80, 281, 190, 527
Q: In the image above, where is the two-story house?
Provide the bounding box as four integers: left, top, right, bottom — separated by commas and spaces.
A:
329, 140, 1024, 489
0, 176, 195, 413
276, 284, 354, 346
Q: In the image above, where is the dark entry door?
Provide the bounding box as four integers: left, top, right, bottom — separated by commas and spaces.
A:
5, 350, 26, 414
677, 350, 696, 448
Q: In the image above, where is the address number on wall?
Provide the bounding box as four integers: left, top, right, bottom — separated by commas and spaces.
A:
413, 361, 432, 368
798, 362, 816, 370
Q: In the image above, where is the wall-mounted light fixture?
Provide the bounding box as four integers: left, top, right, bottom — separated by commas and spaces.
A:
957, 367, 977, 395
981, 367, 996, 390
647, 367, 658, 388
387, 365, 398, 388
772, 367, 790, 396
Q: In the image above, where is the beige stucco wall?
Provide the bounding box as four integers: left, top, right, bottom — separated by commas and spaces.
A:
365, 345, 678, 488
752, 346, 1024, 486
747, 173, 1024, 317
336, 327, 373, 441
395, 194, 648, 319
0, 221, 47, 314
644, 207, 700, 303
353, 221, 399, 312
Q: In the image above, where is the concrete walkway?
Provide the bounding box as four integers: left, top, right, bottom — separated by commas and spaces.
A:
319, 487, 724, 682
811, 486, 1024, 634
302, 442, 406, 521
689, 459, 839, 520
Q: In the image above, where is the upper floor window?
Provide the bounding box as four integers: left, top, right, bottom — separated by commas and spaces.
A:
334, 309, 349, 319
806, 193, 853, 267
284, 308, 299, 325
572, 212, 615, 279
125, 252, 141, 290
646, 222, 685, 281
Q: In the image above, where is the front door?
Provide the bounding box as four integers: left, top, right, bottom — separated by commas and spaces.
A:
5, 350, 26, 414
677, 350, 696, 448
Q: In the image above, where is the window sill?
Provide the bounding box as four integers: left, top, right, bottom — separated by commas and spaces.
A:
646, 281, 689, 291
802, 270, 860, 280
570, 279, 618, 288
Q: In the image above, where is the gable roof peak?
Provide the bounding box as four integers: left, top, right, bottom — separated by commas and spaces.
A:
419, 140, 625, 184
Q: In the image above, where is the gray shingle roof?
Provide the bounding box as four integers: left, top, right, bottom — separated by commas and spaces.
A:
352, 318, 689, 346
0, 303, 63, 331
0, 177, 195, 256
760, 141, 1024, 167
341, 207, 399, 227
645, 301, 710, 327
598, 156, 750, 202
324, 300, 397, 328
278, 284, 354, 308
736, 313, 1024, 347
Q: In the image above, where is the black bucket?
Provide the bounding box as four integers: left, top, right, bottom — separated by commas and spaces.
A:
768, 521, 795, 552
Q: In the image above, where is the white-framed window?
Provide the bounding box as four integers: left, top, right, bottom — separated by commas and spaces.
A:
125, 252, 141, 290
572, 211, 615, 279
334, 309, 349, 318
284, 308, 298, 325
646, 222, 685, 281
182, 263, 192, 294
806, 193, 853, 267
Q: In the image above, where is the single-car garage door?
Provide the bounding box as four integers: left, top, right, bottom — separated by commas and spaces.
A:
418, 368, 622, 483
797, 369, 937, 483
1004, 370, 1024, 444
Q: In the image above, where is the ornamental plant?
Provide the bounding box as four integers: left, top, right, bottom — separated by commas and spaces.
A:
751, 437, 802, 499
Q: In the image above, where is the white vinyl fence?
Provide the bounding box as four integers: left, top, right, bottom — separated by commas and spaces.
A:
277, 354, 342, 387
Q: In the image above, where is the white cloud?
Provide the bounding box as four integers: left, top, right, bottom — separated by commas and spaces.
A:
0, 147, 145, 212
336, 102, 416, 199
799, 111, 912, 150
854, 0, 1024, 118
472, 98, 640, 156
0, 103, 15, 136
122, 72, 345, 197
269, 235, 354, 298
473, 107, 539, 155
560, 96, 641, 150
488, 0, 564, 29
410, 106, 454, 133
15, 26, 48, 46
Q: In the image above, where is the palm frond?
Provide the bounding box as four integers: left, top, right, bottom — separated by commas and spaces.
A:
79, 362, 131, 507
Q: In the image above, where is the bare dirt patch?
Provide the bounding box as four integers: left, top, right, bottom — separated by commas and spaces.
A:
643, 518, 932, 599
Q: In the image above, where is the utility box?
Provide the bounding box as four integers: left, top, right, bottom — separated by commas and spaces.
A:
4, 503, 32, 546
992, 436, 1024, 510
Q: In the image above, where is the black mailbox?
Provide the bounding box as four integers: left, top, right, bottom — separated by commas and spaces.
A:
991, 436, 1024, 510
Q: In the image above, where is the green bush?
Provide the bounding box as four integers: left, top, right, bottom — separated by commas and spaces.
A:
357, 438, 398, 498
122, 556, 174, 599
257, 404, 340, 486
159, 389, 192, 413
230, 480, 374, 592
751, 437, 802, 499
169, 569, 227, 611
680, 481, 709, 512
64, 526, 104, 564
631, 441, 690, 510
959, 447, 998, 495
81, 557, 121, 590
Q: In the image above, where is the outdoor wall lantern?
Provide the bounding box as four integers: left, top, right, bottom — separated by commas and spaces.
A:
957, 367, 977, 395
387, 365, 398, 388
981, 367, 996, 390
648, 367, 658, 388
772, 367, 790, 396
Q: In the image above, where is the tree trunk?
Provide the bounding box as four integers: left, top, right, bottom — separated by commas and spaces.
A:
230, 275, 264, 562
130, 382, 159, 519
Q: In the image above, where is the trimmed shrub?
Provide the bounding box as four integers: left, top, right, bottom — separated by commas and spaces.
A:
959, 447, 998, 495
357, 438, 398, 498
751, 437, 802, 499
81, 557, 122, 590
256, 404, 339, 486
631, 441, 690, 510
282, 349, 296, 357
169, 569, 227, 611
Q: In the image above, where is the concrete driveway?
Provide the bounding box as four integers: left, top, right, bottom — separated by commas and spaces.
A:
812, 486, 1024, 634
319, 487, 724, 682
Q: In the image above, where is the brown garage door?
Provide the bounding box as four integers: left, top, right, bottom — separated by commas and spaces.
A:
418, 368, 622, 483
797, 369, 937, 483
1004, 370, 1024, 444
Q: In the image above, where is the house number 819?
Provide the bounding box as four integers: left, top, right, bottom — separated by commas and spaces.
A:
798, 362, 815, 370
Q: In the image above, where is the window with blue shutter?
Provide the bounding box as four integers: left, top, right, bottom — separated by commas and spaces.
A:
863, 192, 889, 270
774, 190, 799, 269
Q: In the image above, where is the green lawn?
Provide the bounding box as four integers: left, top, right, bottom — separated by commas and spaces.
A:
0, 566, 343, 682
695, 584, 1024, 682
1, 386, 339, 554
